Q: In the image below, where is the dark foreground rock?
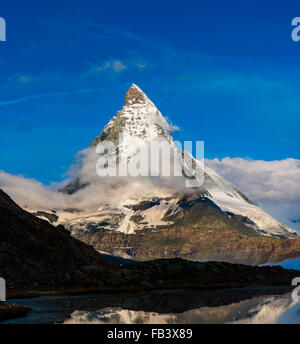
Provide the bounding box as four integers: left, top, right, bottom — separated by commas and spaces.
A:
6, 258, 300, 298
119, 258, 299, 289
0, 301, 31, 322
0, 189, 113, 289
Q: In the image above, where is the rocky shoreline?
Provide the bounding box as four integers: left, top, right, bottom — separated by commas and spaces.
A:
3, 259, 300, 296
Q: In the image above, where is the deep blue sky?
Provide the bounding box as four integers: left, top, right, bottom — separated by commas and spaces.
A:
0, 0, 299, 184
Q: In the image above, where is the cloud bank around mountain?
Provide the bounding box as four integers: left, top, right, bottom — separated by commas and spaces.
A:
0, 146, 191, 212
205, 158, 300, 203
206, 157, 300, 230
0, 155, 299, 231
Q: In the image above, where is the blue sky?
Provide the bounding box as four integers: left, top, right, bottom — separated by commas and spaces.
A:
0, 0, 300, 184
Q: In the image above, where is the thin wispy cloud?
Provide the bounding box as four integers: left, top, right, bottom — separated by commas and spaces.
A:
81, 59, 127, 78
0, 87, 113, 107
113, 60, 127, 72
87, 22, 150, 46
137, 63, 147, 69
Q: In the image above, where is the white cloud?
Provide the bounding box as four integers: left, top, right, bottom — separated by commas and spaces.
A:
0, 171, 67, 210
163, 117, 180, 132
169, 124, 180, 132
206, 158, 300, 203
113, 60, 127, 72
1, 153, 299, 232
0, 147, 189, 212
18, 75, 31, 83
0, 87, 107, 107
82, 59, 127, 78
206, 157, 300, 231
137, 63, 147, 69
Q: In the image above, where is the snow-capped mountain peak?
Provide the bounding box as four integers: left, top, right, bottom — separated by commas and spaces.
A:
57, 84, 297, 241
91, 84, 173, 148
125, 83, 152, 106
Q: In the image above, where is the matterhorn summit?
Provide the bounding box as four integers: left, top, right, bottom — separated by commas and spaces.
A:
124, 83, 152, 106
90, 84, 173, 149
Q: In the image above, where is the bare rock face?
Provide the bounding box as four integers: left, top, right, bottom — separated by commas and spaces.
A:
77, 224, 300, 266
73, 196, 300, 266
125, 84, 147, 105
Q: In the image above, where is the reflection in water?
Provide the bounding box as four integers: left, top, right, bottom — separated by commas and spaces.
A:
64, 293, 297, 325
3, 288, 300, 324
277, 302, 300, 324
229, 296, 296, 324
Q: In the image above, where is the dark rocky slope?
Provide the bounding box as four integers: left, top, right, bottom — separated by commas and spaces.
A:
0, 189, 113, 289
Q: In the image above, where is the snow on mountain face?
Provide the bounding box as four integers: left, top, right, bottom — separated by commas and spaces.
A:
90, 84, 173, 148
51, 84, 297, 239
202, 166, 296, 238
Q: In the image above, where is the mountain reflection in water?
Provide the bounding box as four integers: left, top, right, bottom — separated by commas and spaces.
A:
4, 288, 298, 324
64, 293, 295, 324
